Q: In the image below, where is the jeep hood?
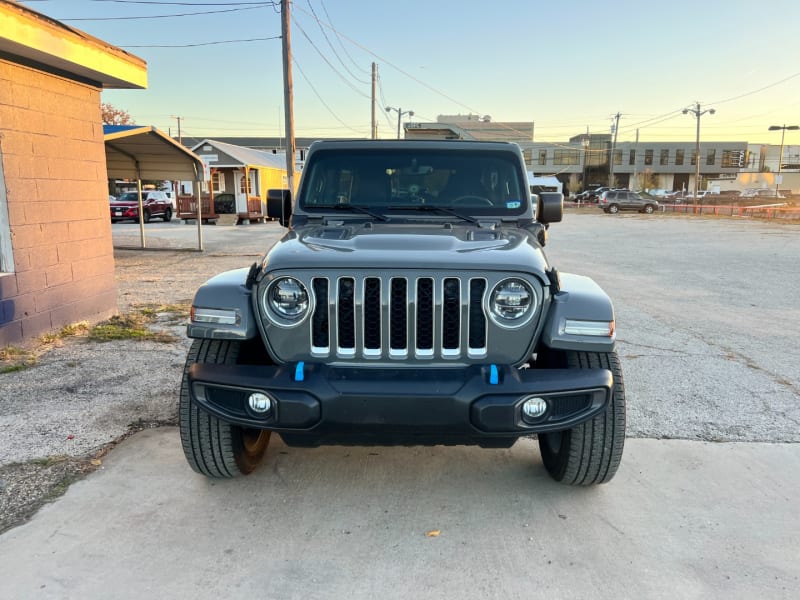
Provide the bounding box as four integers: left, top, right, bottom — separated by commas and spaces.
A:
262, 224, 550, 274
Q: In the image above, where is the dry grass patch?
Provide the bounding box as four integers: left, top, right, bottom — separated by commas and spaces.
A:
1, 305, 188, 371
88, 314, 177, 343
0, 321, 90, 373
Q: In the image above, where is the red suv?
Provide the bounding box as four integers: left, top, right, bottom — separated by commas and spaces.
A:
110, 191, 173, 223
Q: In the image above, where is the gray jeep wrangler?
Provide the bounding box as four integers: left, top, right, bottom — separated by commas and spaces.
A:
180, 140, 625, 485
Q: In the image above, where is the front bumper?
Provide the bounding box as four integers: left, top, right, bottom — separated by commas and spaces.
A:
188, 363, 612, 447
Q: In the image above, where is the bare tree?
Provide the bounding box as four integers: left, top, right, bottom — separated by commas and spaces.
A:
101, 103, 133, 125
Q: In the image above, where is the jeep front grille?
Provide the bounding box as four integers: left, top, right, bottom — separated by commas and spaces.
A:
309, 275, 488, 360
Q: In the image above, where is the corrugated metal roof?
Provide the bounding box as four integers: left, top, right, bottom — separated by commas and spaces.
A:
104, 126, 203, 180
190, 139, 287, 169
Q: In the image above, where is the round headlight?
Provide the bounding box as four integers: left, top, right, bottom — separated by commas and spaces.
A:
267, 277, 309, 320
490, 278, 535, 324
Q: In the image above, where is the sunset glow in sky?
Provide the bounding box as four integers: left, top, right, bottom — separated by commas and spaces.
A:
21, 0, 800, 144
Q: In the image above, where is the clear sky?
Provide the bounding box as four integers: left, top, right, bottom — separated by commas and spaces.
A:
19, 0, 800, 145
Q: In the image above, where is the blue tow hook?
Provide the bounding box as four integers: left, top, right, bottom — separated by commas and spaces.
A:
294, 361, 305, 382
489, 364, 499, 385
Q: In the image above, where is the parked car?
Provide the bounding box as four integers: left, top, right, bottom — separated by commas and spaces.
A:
577, 186, 612, 203
110, 190, 173, 223
598, 190, 659, 214
739, 188, 785, 199
684, 190, 711, 200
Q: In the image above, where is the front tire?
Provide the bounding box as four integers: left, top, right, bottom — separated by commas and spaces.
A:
143, 209, 151, 223
643, 204, 655, 214
538, 350, 626, 485
179, 339, 271, 477
163, 207, 172, 222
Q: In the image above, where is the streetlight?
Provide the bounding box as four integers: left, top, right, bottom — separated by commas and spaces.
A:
683, 102, 715, 206
581, 137, 590, 197
385, 106, 414, 139
768, 124, 799, 198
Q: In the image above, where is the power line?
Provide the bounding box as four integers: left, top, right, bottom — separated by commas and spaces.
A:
292, 56, 365, 136
376, 72, 399, 130
122, 35, 280, 48
88, 1, 275, 4
319, 0, 366, 74
291, 14, 370, 100
305, 0, 369, 84
290, 3, 531, 139
710, 70, 800, 106
60, 4, 271, 21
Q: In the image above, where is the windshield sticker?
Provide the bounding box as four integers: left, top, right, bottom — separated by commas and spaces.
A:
506, 200, 521, 209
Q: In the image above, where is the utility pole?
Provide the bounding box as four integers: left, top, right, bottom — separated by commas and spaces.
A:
632, 128, 639, 190
608, 112, 620, 187
281, 0, 296, 199
171, 115, 182, 145
371, 63, 377, 139
683, 102, 715, 207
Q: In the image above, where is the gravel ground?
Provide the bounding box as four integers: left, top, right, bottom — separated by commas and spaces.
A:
1, 213, 798, 533
0, 222, 282, 532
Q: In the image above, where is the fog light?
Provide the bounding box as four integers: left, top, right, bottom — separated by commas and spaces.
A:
521, 396, 547, 420
248, 392, 272, 414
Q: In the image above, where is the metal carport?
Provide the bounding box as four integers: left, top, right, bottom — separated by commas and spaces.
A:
104, 125, 207, 250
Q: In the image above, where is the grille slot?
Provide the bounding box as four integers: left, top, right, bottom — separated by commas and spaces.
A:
469, 279, 487, 352
337, 278, 355, 354
311, 278, 329, 351
417, 278, 434, 353
442, 278, 460, 353
363, 277, 381, 352
309, 275, 490, 360
390, 278, 407, 353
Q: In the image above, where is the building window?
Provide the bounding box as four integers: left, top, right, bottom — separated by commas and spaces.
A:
211, 171, 224, 193
706, 149, 716, 165
538, 150, 547, 165
660, 149, 669, 166
239, 174, 251, 194
629, 150, 636, 165
553, 150, 580, 165
249, 170, 259, 196
721, 150, 745, 168
676, 149, 685, 166
691, 151, 697, 166
644, 149, 654, 165
613, 150, 622, 166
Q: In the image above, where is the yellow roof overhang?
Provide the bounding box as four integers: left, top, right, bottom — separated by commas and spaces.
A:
0, 1, 146, 89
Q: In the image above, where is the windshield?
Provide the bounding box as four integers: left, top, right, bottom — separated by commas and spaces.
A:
299, 149, 527, 216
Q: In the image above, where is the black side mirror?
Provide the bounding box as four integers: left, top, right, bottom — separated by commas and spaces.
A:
537, 192, 563, 224
267, 189, 292, 227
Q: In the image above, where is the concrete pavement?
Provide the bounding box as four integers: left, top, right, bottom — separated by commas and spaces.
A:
0, 428, 797, 600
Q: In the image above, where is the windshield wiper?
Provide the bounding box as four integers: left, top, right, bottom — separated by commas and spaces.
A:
385, 205, 479, 224
330, 204, 388, 221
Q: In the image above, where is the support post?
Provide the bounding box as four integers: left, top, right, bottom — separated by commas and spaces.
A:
137, 178, 146, 249
196, 185, 204, 252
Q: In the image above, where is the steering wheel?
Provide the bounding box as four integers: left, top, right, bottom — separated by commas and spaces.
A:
452, 195, 492, 207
